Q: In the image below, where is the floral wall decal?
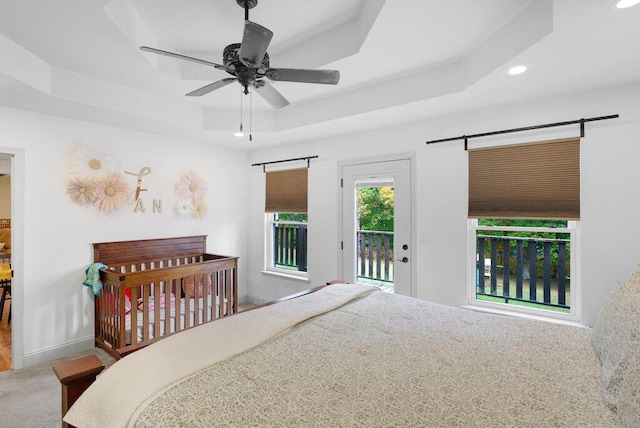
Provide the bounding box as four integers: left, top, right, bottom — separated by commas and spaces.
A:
68, 144, 116, 181
66, 178, 97, 205
93, 172, 132, 212
175, 171, 208, 219
66, 144, 132, 212
65, 144, 207, 218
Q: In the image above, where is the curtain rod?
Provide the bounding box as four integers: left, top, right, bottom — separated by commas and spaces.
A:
425, 114, 619, 150
252, 155, 318, 172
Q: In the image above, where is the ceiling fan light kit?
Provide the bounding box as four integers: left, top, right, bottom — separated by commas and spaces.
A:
140, 0, 340, 111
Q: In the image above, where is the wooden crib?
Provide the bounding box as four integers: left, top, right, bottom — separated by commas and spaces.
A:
93, 235, 238, 359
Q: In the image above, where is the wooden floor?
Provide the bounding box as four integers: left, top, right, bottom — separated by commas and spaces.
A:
0, 299, 11, 372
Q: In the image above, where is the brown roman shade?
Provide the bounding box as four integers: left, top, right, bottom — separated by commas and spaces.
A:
265, 168, 308, 213
468, 138, 580, 220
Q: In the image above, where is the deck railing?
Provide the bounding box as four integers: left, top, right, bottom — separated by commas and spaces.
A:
272, 227, 395, 282
476, 234, 570, 310
273, 224, 307, 272
357, 230, 394, 283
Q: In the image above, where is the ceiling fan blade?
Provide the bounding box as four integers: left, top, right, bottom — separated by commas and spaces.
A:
186, 78, 236, 97
265, 68, 340, 85
254, 81, 289, 109
140, 46, 228, 71
239, 21, 273, 68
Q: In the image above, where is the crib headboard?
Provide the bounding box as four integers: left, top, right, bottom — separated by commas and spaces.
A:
93, 235, 207, 270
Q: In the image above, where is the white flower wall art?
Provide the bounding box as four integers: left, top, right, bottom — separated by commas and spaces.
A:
93, 172, 132, 212
175, 171, 208, 219
66, 178, 97, 205
65, 144, 208, 218
66, 144, 132, 212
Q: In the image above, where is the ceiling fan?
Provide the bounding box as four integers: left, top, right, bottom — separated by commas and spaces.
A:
140, 0, 340, 109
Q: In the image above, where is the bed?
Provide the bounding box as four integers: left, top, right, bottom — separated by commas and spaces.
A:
62, 267, 639, 427
92, 236, 238, 359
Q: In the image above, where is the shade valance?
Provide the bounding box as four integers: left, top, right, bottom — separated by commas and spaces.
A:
468, 138, 580, 220
265, 168, 308, 213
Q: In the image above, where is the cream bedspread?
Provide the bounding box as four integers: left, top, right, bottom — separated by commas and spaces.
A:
64, 283, 377, 428
68, 284, 617, 427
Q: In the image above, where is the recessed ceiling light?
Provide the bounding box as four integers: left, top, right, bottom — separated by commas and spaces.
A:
613, 0, 640, 9
507, 65, 528, 75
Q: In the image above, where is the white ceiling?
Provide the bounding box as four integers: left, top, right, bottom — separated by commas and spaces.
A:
1, 0, 639, 150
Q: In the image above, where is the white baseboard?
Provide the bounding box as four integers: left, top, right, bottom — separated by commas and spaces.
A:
22, 336, 95, 368
244, 293, 272, 305
237, 293, 251, 305
21, 294, 269, 368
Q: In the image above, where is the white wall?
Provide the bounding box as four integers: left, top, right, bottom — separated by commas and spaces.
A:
2, 81, 638, 367
247, 82, 640, 327
0, 106, 250, 367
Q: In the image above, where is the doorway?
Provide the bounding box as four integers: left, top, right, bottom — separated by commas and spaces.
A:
0, 154, 12, 372
341, 158, 413, 296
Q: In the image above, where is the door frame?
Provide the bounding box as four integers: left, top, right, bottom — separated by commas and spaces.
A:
0, 147, 24, 370
338, 153, 417, 297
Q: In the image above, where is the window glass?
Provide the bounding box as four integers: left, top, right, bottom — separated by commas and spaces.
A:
266, 213, 308, 274
472, 218, 575, 316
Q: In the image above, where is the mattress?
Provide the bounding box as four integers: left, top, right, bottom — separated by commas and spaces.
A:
118, 297, 226, 344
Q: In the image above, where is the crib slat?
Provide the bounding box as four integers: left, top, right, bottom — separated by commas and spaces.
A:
225, 269, 232, 317
153, 282, 161, 339
117, 286, 125, 348
96, 287, 105, 348
142, 285, 150, 342
130, 287, 138, 345
108, 287, 114, 347
164, 280, 172, 337
184, 276, 192, 329
195, 274, 202, 326
203, 273, 210, 323
216, 271, 223, 319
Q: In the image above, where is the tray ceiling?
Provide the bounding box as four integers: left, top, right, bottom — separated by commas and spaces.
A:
1, 0, 639, 149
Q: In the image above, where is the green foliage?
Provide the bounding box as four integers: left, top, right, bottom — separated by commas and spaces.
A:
275, 213, 307, 222
478, 219, 567, 228
357, 187, 394, 231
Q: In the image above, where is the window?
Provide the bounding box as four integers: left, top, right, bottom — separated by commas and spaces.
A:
468, 138, 580, 320
471, 219, 577, 318
264, 168, 308, 277
266, 213, 308, 274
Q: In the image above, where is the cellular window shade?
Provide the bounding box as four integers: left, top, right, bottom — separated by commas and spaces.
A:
265, 168, 308, 213
468, 138, 580, 220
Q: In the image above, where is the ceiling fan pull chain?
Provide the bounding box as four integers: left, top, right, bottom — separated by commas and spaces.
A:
249, 88, 253, 142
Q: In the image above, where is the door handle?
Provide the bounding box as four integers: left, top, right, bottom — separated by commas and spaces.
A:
396, 257, 409, 263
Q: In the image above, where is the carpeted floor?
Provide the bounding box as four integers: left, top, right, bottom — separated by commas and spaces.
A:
0, 303, 258, 427
0, 347, 116, 428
